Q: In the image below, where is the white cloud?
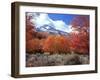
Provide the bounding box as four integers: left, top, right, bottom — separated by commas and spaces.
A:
30, 13, 51, 28
29, 13, 72, 33
52, 20, 72, 33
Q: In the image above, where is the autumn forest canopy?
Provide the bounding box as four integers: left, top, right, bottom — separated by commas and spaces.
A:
26, 13, 89, 55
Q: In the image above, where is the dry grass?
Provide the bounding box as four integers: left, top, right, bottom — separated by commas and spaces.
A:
26, 53, 89, 67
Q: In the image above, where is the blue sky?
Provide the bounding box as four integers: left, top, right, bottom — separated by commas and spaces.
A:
48, 13, 77, 25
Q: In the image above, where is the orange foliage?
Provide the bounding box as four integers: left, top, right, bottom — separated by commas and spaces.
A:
43, 35, 70, 54
26, 32, 33, 41
26, 39, 40, 53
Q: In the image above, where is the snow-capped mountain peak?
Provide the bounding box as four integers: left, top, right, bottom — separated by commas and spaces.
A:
29, 13, 72, 35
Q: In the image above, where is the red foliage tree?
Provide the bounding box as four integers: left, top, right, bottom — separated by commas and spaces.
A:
26, 13, 36, 41
26, 25, 36, 41
70, 31, 89, 54
71, 15, 89, 28
35, 32, 49, 39
70, 15, 89, 54
26, 13, 50, 53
